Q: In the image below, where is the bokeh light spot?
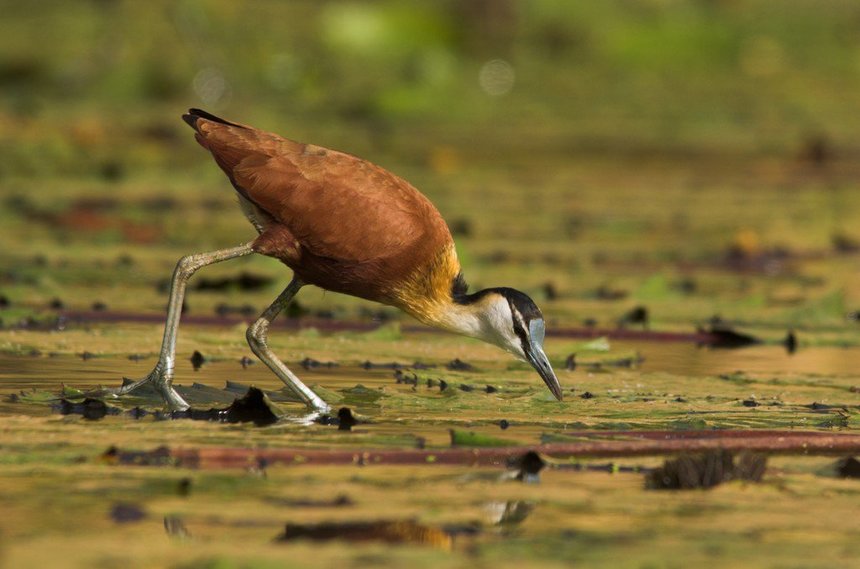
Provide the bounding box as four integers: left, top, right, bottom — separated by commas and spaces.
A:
478, 59, 515, 96
192, 67, 231, 107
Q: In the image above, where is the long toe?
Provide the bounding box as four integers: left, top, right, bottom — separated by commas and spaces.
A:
98, 370, 190, 411
162, 386, 190, 411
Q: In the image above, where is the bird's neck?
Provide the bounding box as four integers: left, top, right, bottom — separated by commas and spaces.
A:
389, 243, 470, 328
417, 298, 486, 338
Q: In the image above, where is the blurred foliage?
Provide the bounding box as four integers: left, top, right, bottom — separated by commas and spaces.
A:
1, 0, 860, 179
0, 0, 859, 337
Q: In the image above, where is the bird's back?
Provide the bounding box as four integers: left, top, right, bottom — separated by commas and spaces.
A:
184, 110, 459, 313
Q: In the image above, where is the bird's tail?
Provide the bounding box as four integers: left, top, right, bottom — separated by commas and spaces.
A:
181, 108, 246, 132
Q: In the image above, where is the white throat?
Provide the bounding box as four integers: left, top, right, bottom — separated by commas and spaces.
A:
431, 297, 525, 359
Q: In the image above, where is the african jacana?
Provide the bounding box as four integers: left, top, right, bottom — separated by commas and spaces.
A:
115, 109, 562, 412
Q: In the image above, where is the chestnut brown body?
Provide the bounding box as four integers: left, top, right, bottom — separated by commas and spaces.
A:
184, 110, 459, 319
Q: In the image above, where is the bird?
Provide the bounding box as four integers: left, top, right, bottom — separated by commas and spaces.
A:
113, 109, 562, 413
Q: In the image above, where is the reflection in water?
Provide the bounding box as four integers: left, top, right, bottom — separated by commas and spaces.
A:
484, 501, 535, 526
164, 516, 191, 540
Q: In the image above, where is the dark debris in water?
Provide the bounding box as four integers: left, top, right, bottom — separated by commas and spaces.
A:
785, 330, 798, 354
57, 398, 118, 420
427, 375, 445, 387
834, 457, 860, 478
594, 284, 628, 301
362, 360, 406, 370
617, 305, 649, 329
564, 352, 643, 372
366, 360, 436, 371
509, 451, 546, 483
337, 407, 358, 431
57, 386, 282, 426
190, 350, 206, 371
214, 302, 256, 317
394, 369, 418, 385
447, 358, 475, 371
697, 318, 762, 349
194, 271, 273, 292
805, 402, 844, 411
832, 232, 859, 253
301, 357, 338, 370
110, 502, 147, 524
276, 520, 451, 548
394, 370, 495, 394
103, 445, 174, 467
222, 386, 281, 426
268, 494, 353, 508
646, 450, 767, 490
314, 406, 363, 431
169, 387, 281, 426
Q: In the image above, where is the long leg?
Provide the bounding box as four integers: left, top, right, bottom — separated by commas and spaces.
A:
112, 243, 255, 409
246, 277, 330, 412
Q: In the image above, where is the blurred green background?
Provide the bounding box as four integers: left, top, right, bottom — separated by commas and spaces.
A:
4, 0, 860, 173
1, 0, 859, 338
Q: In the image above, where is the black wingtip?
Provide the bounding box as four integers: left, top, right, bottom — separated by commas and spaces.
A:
181, 108, 243, 130
181, 112, 198, 130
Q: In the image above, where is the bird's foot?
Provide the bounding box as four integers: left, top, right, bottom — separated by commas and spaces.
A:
98, 364, 190, 411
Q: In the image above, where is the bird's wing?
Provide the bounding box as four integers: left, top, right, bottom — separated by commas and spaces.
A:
195, 119, 451, 264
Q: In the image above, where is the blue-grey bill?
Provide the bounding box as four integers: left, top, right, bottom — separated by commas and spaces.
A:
526, 319, 563, 400
528, 344, 563, 400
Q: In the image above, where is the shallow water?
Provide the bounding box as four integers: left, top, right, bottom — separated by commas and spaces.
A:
2, 342, 859, 569
2, 340, 858, 401
0, 353, 395, 418
1, 319, 856, 450
614, 340, 860, 378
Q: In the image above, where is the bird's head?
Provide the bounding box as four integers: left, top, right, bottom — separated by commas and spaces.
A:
451, 287, 563, 401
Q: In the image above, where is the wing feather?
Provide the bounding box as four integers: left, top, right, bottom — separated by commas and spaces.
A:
197, 120, 451, 265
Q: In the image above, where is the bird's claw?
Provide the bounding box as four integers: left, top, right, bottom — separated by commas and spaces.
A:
99, 367, 190, 410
